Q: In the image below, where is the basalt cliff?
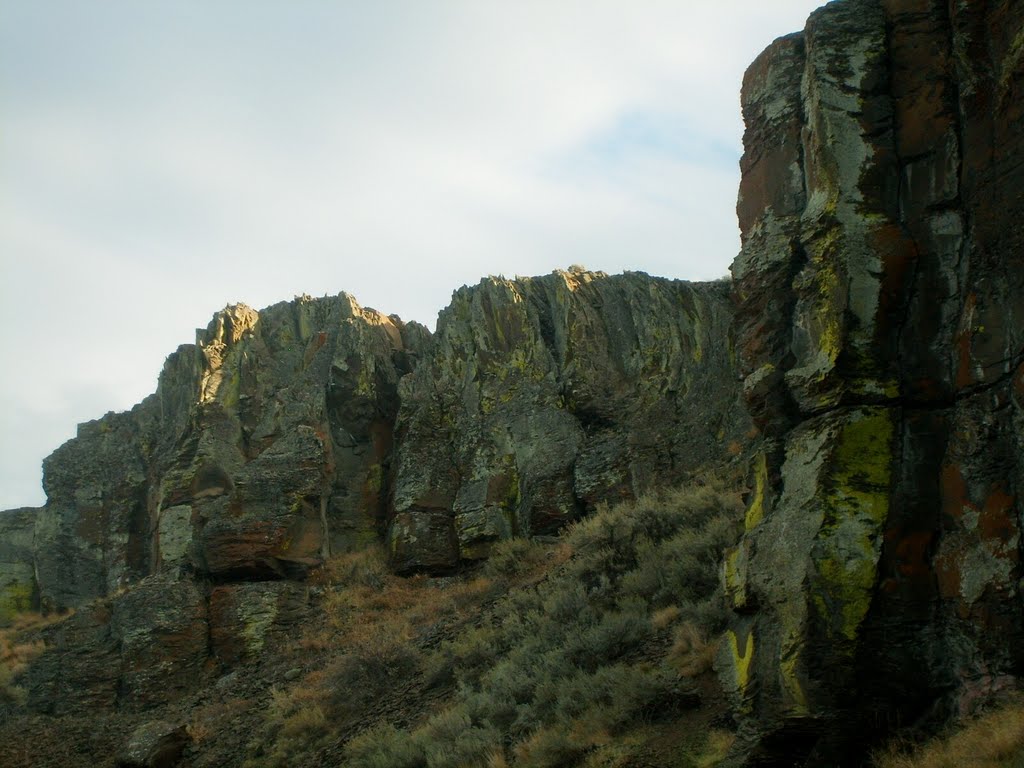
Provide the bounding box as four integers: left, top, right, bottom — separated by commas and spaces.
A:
0, 1, 1022, 766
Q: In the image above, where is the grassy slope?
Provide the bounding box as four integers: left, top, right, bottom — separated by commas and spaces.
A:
3, 476, 1022, 767
0, 480, 743, 767
872, 698, 1024, 768
254, 482, 744, 768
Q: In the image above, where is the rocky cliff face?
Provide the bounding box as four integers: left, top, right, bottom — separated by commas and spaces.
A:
2, 1, 1022, 763
389, 269, 747, 572
30, 293, 428, 614
7, 272, 743, 611
8, 293, 431, 709
723, 0, 1024, 762
0, 270, 747, 713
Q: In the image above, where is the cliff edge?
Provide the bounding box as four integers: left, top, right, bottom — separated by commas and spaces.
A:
723, 0, 1024, 763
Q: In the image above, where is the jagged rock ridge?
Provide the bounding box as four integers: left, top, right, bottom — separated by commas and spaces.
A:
0, 1, 1021, 764
27, 293, 428, 615
389, 269, 748, 572
0, 269, 748, 713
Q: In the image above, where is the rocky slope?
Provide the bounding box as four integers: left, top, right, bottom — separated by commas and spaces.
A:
722, 0, 1024, 763
0, 269, 748, 731
1, 0, 1022, 765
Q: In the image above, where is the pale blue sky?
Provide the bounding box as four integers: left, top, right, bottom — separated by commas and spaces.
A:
0, 1, 825, 508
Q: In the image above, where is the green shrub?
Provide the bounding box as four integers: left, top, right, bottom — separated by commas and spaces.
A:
420, 705, 503, 768
327, 639, 422, 724
345, 724, 426, 768
260, 479, 744, 767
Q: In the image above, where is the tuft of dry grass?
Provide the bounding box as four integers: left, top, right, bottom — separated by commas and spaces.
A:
873, 698, 1024, 768
693, 729, 735, 767
651, 605, 682, 631
0, 613, 57, 707
667, 623, 719, 678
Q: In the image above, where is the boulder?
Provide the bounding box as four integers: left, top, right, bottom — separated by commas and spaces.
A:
117, 721, 190, 768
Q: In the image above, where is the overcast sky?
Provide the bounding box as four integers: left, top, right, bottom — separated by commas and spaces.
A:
0, 1, 823, 509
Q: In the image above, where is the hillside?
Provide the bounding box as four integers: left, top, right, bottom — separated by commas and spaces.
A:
1, 0, 1023, 766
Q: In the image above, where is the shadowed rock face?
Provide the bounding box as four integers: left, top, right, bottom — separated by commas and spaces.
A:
31, 293, 428, 612
2, 272, 745, 714
723, 0, 1024, 762
4, 1, 1020, 757
388, 270, 750, 572
0, 508, 38, 625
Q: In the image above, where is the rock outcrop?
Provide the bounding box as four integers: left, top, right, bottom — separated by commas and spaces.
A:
4, 2, 1021, 763
389, 269, 749, 571
30, 293, 427, 612
723, 0, 1024, 763
0, 270, 746, 717
0, 507, 38, 625
6, 293, 426, 712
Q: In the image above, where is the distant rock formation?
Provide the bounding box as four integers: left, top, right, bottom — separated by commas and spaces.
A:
28, 293, 428, 615
389, 270, 747, 572
2, 1, 1021, 762
0, 271, 747, 710
722, 0, 1024, 763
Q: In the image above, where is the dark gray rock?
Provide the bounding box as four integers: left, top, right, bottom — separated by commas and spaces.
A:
389, 269, 749, 572
0, 507, 38, 625
723, 0, 1024, 762
117, 720, 189, 768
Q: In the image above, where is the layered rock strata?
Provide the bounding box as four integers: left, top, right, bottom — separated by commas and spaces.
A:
389, 269, 749, 571
0, 271, 747, 712
723, 0, 1024, 763
31, 293, 427, 612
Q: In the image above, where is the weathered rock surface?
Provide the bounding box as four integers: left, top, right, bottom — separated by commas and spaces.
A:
9, 294, 421, 719
3, 273, 745, 719
27, 574, 209, 714
389, 269, 750, 571
31, 293, 427, 611
0, 508, 38, 624
209, 581, 309, 665
8, 3, 1020, 760
723, 0, 1024, 763
117, 720, 190, 768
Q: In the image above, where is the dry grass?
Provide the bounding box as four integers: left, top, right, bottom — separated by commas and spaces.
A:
302, 546, 496, 654
319, 549, 496, 643
873, 698, 1024, 768
187, 700, 255, 750
693, 729, 735, 767
667, 623, 719, 678
651, 605, 682, 631
258, 479, 745, 767
0, 613, 57, 707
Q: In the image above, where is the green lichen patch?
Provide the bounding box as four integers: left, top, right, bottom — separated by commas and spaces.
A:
811, 407, 895, 645
745, 452, 769, 531
0, 581, 36, 626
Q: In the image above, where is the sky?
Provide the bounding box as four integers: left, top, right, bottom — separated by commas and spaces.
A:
0, 1, 824, 509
